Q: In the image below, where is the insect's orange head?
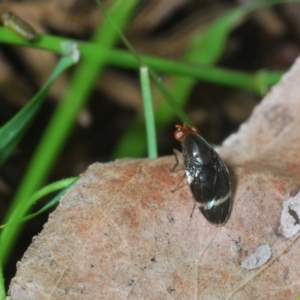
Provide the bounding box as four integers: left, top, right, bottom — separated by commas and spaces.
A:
174, 124, 198, 142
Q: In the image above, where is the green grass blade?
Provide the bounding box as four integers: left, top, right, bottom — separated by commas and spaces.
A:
18, 178, 77, 224
0, 25, 284, 96
140, 67, 157, 158
106, 49, 284, 95
96, 0, 186, 150
0, 0, 139, 268
0, 265, 4, 300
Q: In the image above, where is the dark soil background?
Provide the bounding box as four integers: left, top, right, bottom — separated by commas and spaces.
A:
0, 0, 300, 289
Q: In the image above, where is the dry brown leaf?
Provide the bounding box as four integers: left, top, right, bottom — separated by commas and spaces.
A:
129, 0, 187, 33
7, 58, 300, 299
97, 69, 142, 110
128, 5, 231, 59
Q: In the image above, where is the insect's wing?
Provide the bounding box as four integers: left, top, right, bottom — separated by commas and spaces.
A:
190, 155, 231, 226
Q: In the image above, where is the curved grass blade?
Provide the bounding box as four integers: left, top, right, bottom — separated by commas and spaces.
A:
0, 178, 77, 229
0, 54, 77, 167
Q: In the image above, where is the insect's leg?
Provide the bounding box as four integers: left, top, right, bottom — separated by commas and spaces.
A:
190, 203, 196, 219
170, 148, 183, 172
171, 172, 187, 193
170, 148, 187, 192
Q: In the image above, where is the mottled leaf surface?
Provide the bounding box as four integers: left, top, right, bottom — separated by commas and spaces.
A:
7, 58, 300, 299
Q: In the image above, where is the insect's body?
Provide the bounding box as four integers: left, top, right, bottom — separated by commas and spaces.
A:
174, 124, 231, 226
0, 11, 38, 41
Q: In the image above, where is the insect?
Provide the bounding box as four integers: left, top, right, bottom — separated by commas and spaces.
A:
0, 11, 38, 41
174, 124, 231, 226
